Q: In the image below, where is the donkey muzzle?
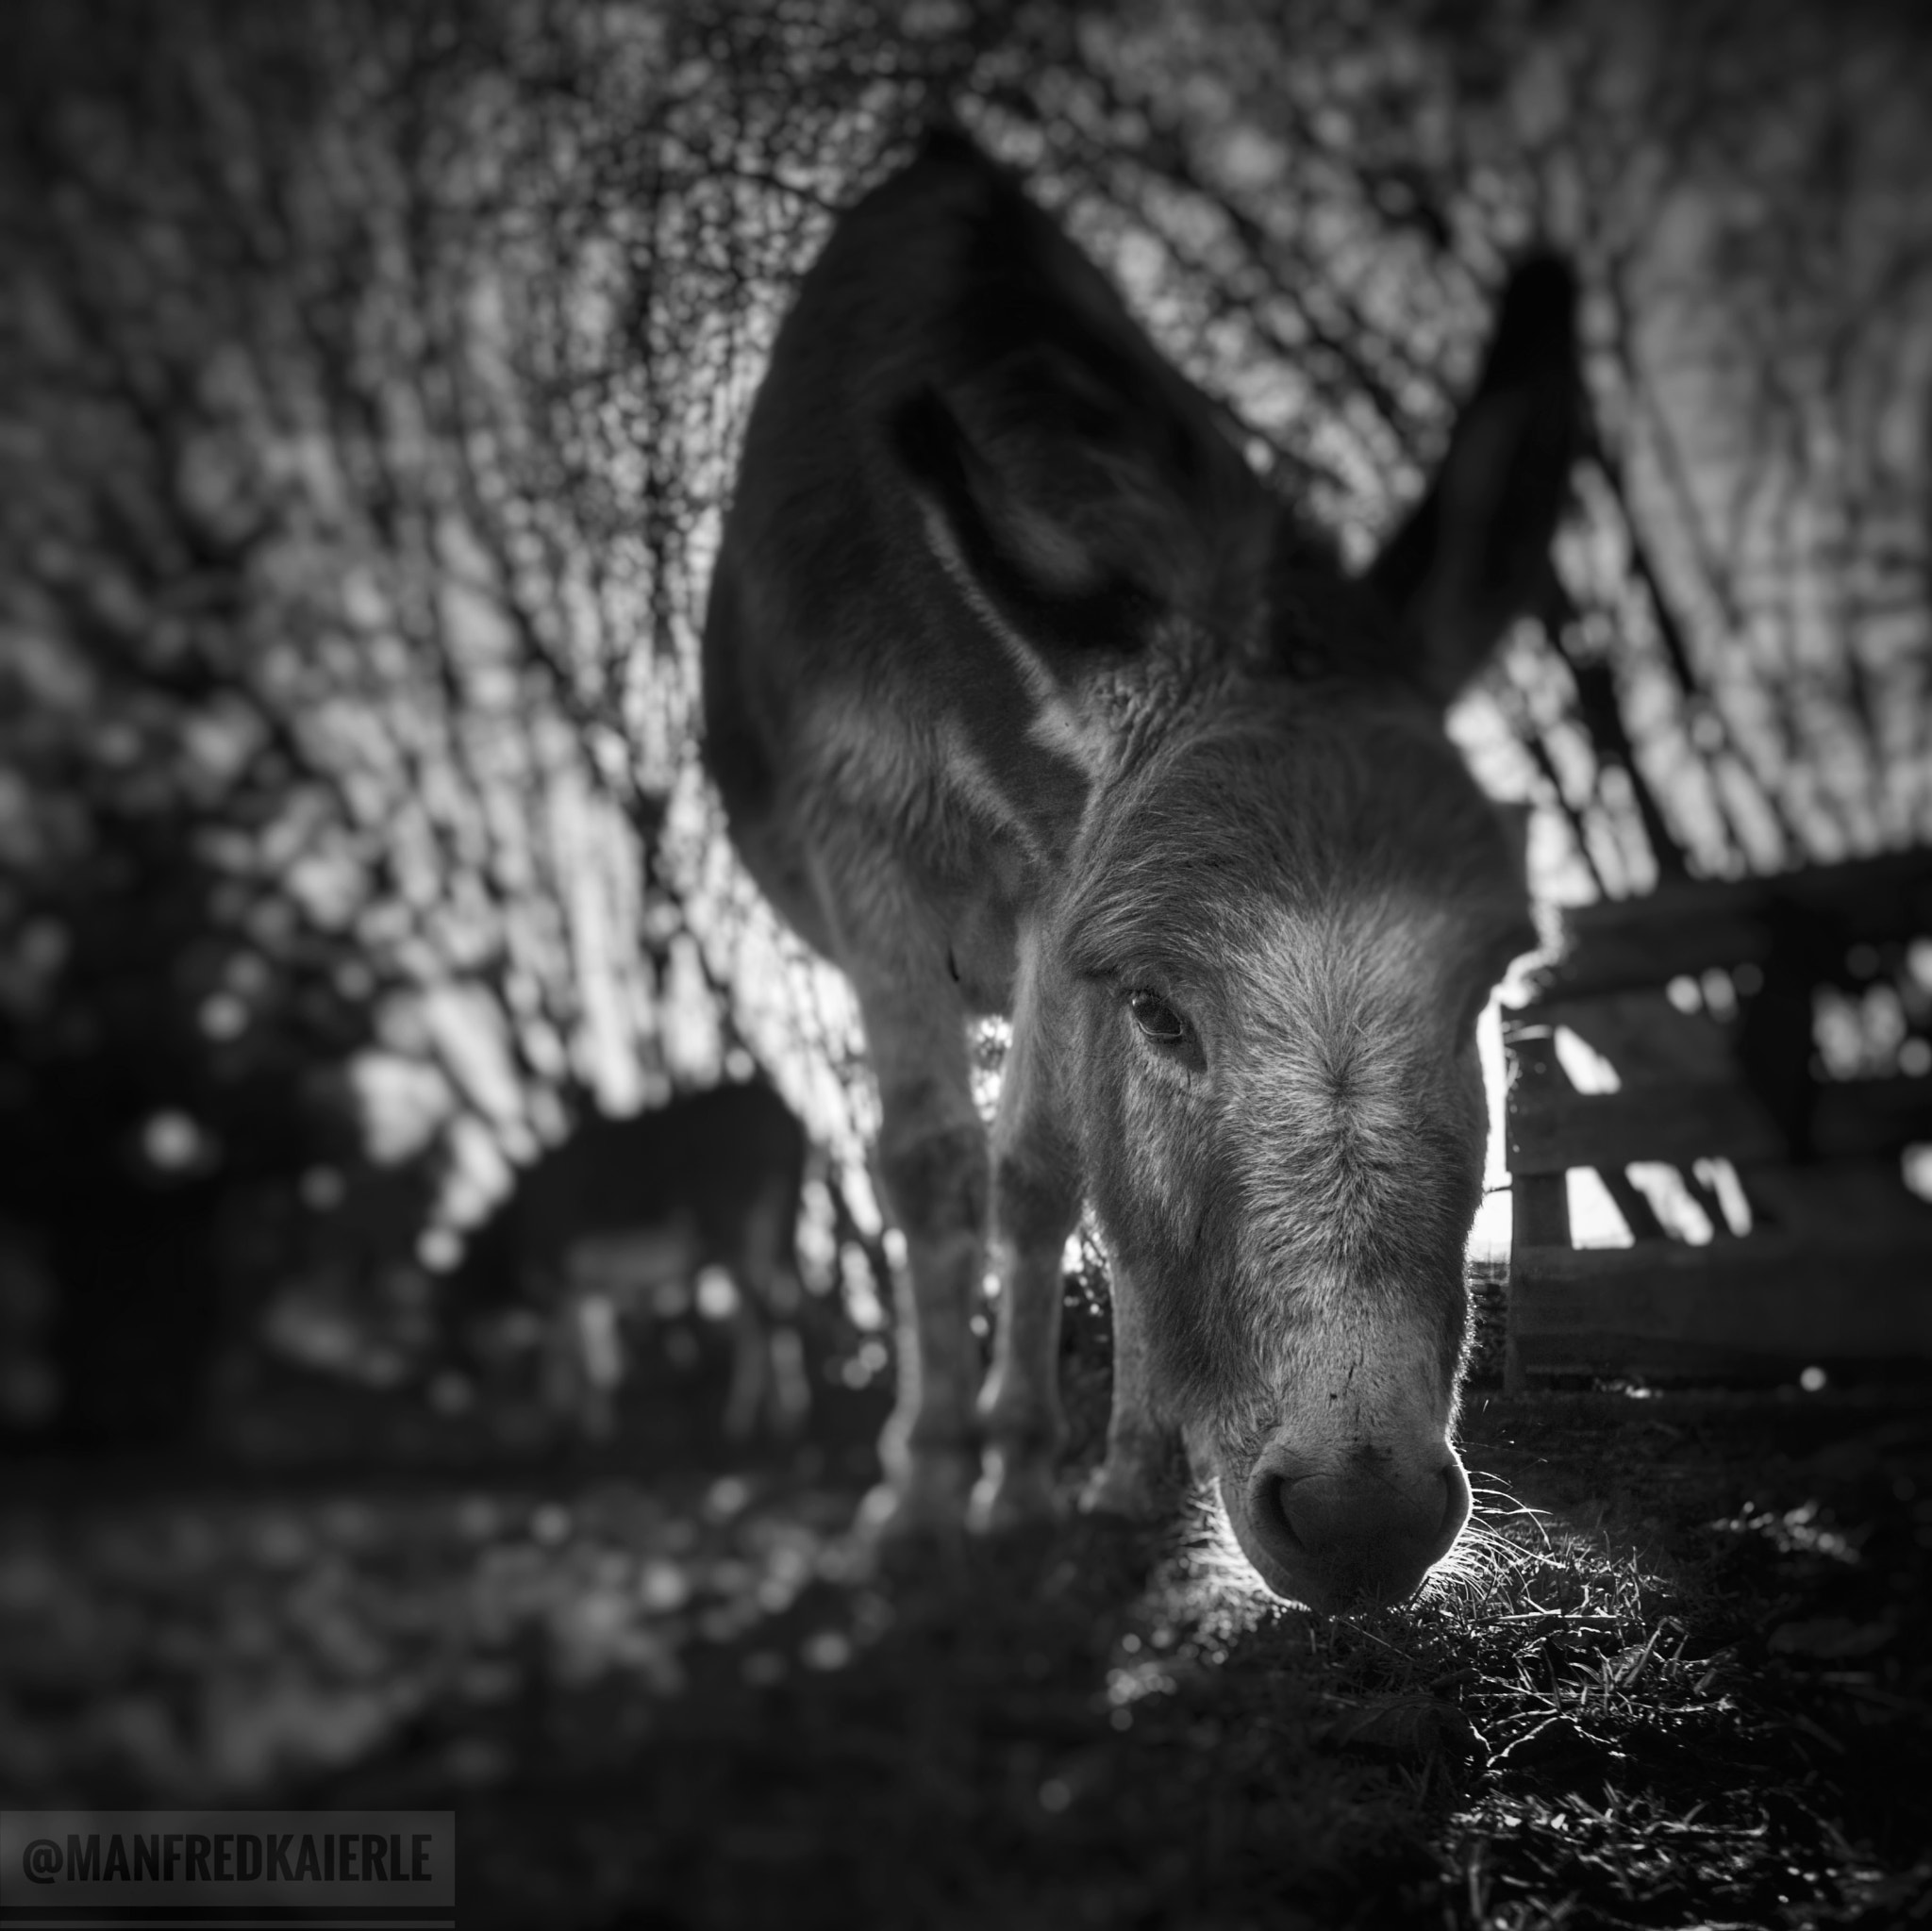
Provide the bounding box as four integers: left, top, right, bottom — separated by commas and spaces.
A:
1239, 1438, 1472, 1615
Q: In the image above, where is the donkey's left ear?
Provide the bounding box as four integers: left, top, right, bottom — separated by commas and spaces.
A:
1363, 254, 1580, 706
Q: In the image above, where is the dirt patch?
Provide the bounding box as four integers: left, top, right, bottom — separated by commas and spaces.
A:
2, 1337, 1926, 1929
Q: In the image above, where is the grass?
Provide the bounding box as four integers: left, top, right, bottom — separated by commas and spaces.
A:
1, 1278, 1927, 1929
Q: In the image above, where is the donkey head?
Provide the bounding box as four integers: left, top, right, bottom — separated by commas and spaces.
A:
889, 147, 1575, 1611
1044, 698, 1538, 1610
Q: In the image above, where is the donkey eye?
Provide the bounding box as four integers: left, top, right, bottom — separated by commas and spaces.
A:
1128, 990, 1188, 1046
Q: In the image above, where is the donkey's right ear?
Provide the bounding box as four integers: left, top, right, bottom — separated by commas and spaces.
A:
1363, 255, 1581, 707
889, 385, 1158, 659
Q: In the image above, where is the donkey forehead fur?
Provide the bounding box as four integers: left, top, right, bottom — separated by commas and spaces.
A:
1061, 685, 1533, 989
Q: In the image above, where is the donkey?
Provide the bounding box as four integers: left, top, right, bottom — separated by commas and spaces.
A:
458, 1083, 810, 1442
702, 129, 1571, 1613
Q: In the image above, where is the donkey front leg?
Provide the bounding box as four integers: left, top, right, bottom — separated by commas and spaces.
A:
854, 977, 989, 1542
1080, 1257, 1178, 1521
971, 973, 1081, 1531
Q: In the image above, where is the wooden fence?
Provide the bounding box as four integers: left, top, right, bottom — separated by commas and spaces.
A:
1502, 847, 1932, 1386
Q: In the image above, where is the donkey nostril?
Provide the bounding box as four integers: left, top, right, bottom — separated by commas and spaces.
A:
1269, 1478, 1308, 1552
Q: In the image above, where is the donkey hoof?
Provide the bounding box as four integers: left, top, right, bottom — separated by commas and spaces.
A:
854, 1490, 958, 1579
856, 1453, 975, 1552
967, 1454, 1063, 1536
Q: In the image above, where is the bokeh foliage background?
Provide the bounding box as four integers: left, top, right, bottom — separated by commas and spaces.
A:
3, 0, 1927, 1435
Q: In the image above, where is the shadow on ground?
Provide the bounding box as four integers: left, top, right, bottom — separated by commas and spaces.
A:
3, 1316, 1928, 1930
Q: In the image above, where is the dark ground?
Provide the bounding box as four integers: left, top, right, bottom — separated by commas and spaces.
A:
3, 1288, 1928, 1931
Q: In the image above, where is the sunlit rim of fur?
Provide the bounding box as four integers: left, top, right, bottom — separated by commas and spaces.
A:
1168, 1476, 1301, 1615
1411, 1473, 1570, 1611
1421, 1478, 1651, 1619
1465, 1477, 1560, 1547
1419, 1517, 1544, 1612
1161, 1472, 1621, 1622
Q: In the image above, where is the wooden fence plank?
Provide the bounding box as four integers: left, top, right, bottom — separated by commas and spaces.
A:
1505, 1075, 1932, 1175
1742, 1161, 1932, 1241
1499, 846, 1932, 1384
1508, 1236, 1932, 1375
1513, 990, 1737, 1085
1521, 849, 1932, 1002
